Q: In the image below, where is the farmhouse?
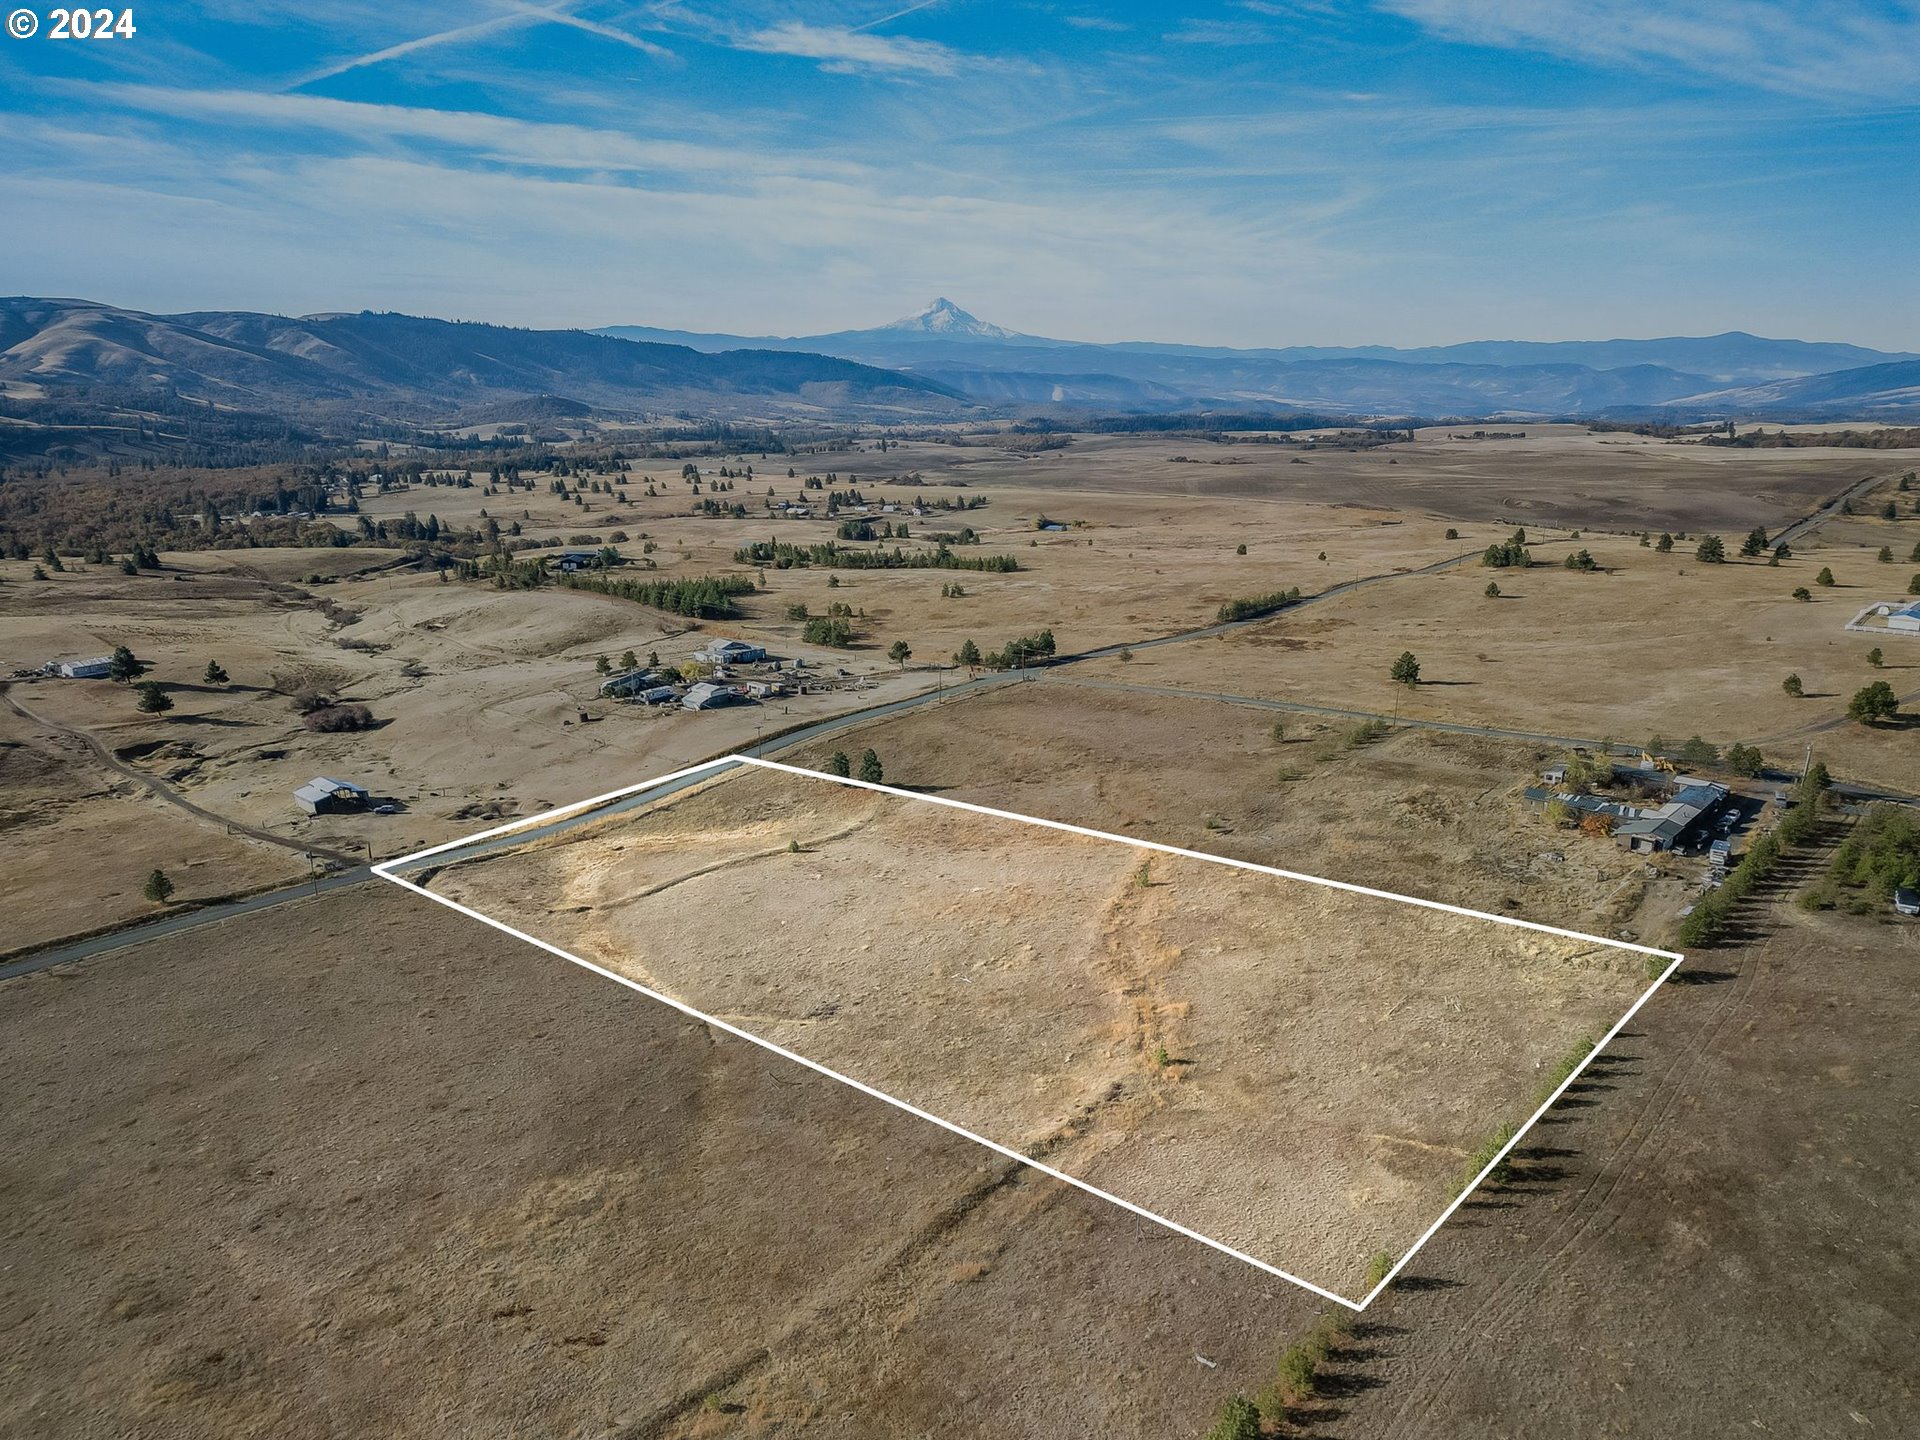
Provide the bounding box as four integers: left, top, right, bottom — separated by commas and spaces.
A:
294, 776, 370, 815
549, 549, 605, 573
52, 656, 114, 679
1612, 779, 1729, 854
695, 639, 766, 665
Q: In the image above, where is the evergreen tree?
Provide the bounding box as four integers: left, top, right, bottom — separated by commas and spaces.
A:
1391, 651, 1421, 685
143, 869, 175, 905
203, 661, 229, 685
858, 749, 884, 784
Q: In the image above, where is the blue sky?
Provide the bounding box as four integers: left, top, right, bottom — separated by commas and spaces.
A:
2, 1, 1915, 347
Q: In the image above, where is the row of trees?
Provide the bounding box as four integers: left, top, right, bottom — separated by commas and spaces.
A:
1676, 764, 1829, 948
954, 628, 1057, 672
731, 539, 1019, 573
1216, 587, 1303, 623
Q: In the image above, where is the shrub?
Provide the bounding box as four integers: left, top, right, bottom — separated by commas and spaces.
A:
1445, 527, 1460, 539
1205, 1395, 1261, 1440
1791, 586, 1812, 601
1363, 1249, 1395, 1291
1275, 1344, 1318, 1403
303, 703, 375, 732
1485, 580, 1501, 597
1464, 1122, 1518, 1188
1815, 566, 1836, 586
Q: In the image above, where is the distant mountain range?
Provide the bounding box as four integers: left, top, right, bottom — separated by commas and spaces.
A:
0, 298, 960, 421
3, 296, 1915, 432
600, 299, 1920, 420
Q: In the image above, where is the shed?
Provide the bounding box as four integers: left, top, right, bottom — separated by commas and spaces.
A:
55, 656, 114, 679
295, 776, 370, 815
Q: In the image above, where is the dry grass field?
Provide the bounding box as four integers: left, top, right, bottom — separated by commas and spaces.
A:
5, 825, 1912, 1439
1074, 531, 1920, 790
0, 883, 1321, 1439
419, 759, 1648, 1296
5, 424, 1918, 1436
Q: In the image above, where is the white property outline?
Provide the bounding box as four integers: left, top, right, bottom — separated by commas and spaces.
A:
373, 752, 1685, 1311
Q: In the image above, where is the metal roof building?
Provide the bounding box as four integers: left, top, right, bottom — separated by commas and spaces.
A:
294, 776, 370, 815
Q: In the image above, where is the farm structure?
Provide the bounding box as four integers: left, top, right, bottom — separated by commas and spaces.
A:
1525, 770, 1729, 854
49, 656, 113, 679
294, 776, 370, 816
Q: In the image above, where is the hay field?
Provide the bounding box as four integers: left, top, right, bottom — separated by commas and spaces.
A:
424, 762, 1650, 1297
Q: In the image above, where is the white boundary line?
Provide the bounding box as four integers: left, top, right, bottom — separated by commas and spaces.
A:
372, 751, 1685, 1309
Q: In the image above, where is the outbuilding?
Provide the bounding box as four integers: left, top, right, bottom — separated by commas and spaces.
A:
1887, 601, 1920, 634
294, 776, 370, 815
54, 656, 114, 679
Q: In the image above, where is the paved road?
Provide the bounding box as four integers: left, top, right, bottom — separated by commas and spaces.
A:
1771, 468, 1899, 549
0, 868, 372, 982
0, 681, 363, 867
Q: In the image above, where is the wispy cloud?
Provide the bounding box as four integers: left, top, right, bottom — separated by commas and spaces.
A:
291, 3, 671, 88
1063, 14, 1130, 30
738, 20, 961, 74
294, 12, 538, 86
1165, 19, 1275, 46
1381, 0, 1920, 99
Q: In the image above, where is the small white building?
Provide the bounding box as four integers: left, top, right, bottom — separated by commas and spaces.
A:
294, 776, 369, 815
1887, 600, 1920, 633
54, 656, 114, 679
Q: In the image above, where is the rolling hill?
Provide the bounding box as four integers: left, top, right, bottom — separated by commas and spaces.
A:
0, 298, 963, 420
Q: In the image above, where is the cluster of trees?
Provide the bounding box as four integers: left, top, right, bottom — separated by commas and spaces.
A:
1216, 587, 1303, 623
1481, 529, 1531, 568
823, 748, 884, 784
1802, 804, 1920, 911
802, 616, 854, 647
1847, 680, 1901, 725
558, 572, 756, 619
731, 539, 1019, 573
1677, 764, 1829, 948
1563, 548, 1598, 571
953, 628, 1057, 671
